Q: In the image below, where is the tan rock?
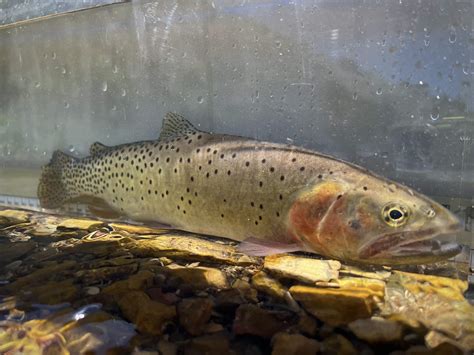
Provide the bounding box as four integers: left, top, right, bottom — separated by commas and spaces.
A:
320, 334, 357, 355
0, 209, 30, 228
264, 255, 340, 284
28, 280, 78, 304
233, 304, 293, 338
272, 332, 320, 355
290, 285, 377, 326
102, 270, 155, 298
118, 291, 176, 335
295, 313, 318, 337
129, 234, 258, 265
109, 222, 166, 235
232, 279, 258, 303
184, 332, 231, 355
339, 264, 391, 280
348, 317, 403, 343
57, 218, 104, 231
337, 277, 385, 298
167, 265, 229, 290
178, 298, 214, 335
251, 271, 287, 299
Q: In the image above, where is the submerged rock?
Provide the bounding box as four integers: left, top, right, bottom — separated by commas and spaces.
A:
233, 304, 294, 338
166, 265, 229, 290
177, 298, 214, 336
0, 209, 30, 228
251, 271, 287, 299
271, 332, 320, 355
290, 285, 378, 326
264, 255, 340, 284
348, 317, 403, 343
117, 291, 176, 335
183, 332, 231, 355
320, 334, 357, 355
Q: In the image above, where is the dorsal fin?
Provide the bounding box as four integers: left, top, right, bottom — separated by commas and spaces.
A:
158, 112, 201, 141
89, 142, 109, 155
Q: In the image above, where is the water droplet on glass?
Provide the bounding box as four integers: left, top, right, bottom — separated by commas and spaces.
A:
430, 112, 439, 121
61, 67, 67, 74
197, 96, 204, 104
112, 105, 117, 111
113, 65, 118, 74
419, 81, 424, 85
51, 52, 56, 60
424, 39, 430, 47
448, 28, 456, 43
42, 151, 47, 156
376, 88, 382, 95
436, 95, 440, 100
64, 101, 69, 108
68, 145, 75, 153
34, 82, 41, 88
121, 89, 127, 97
381, 39, 386, 46
101, 81, 108, 92
352, 92, 358, 100
33, 146, 38, 152
275, 40, 282, 48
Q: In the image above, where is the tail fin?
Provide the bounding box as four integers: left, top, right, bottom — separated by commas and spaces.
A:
37, 150, 76, 209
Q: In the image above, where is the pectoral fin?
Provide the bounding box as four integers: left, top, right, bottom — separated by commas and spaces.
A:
238, 237, 305, 256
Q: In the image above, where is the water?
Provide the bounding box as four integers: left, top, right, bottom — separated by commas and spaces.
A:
0, 0, 473, 353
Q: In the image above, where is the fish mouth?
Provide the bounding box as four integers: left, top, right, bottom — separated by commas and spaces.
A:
358, 223, 461, 264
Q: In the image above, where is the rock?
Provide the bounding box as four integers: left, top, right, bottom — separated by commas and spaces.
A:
232, 279, 259, 303
320, 334, 357, 355
178, 298, 214, 335
85, 286, 101, 296
348, 317, 403, 343
117, 291, 176, 335
295, 313, 318, 337
0, 241, 36, 266
382, 271, 474, 351
184, 332, 231, 355
271, 332, 320, 355
109, 222, 166, 235
102, 270, 155, 299
57, 218, 104, 231
425, 330, 467, 353
251, 271, 287, 299
337, 277, 385, 298
290, 285, 377, 326
233, 304, 294, 338
166, 265, 229, 290
75, 263, 139, 284
0, 209, 30, 228
203, 322, 225, 333
129, 233, 258, 265
264, 255, 340, 284
157, 340, 178, 355
28, 280, 78, 304
146, 288, 180, 305
340, 265, 391, 280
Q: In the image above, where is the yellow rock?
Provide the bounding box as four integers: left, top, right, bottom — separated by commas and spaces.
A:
290, 285, 377, 326
271, 332, 320, 355
0, 209, 30, 228
264, 255, 340, 284
28, 280, 78, 305
57, 218, 104, 231
167, 265, 229, 290
108, 222, 166, 235
129, 234, 258, 265
117, 291, 176, 335
348, 317, 403, 343
102, 270, 155, 298
337, 277, 385, 298
340, 264, 391, 280
251, 271, 287, 299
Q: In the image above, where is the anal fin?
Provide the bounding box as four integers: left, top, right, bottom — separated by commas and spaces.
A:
238, 237, 305, 256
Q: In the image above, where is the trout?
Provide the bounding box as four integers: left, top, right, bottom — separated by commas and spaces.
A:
38, 113, 461, 265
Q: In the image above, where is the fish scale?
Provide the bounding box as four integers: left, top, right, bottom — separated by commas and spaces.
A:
38, 112, 461, 265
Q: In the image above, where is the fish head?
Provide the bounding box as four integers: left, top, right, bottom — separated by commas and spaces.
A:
288, 177, 461, 265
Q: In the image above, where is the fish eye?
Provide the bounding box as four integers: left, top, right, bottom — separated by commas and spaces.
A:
382, 203, 409, 227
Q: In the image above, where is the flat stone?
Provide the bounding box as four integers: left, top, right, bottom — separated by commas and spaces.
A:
75, 263, 139, 284
177, 298, 214, 335
340, 265, 391, 280
348, 317, 403, 343
337, 277, 385, 298
57, 218, 104, 231
166, 265, 229, 290
129, 234, 258, 265
117, 291, 176, 335
251, 271, 287, 299
0, 209, 30, 228
233, 304, 294, 338
85, 286, 101, 296
108, 222, 167, 235
264, 255, 340, 284
290, 285, 377, 326
231, 279, 258, 303
272, 332, 320, 355
320, 334, 357, 355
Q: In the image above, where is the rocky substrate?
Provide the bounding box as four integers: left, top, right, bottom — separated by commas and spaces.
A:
0, 208, 472, 354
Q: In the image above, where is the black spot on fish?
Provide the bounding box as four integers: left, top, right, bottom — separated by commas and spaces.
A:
227, 170, 231, 175
363, 186, 368, 191
280, 175, 285, 181
232, 153, 236, 158
187, 158, 191, 163
166, 157, 170, 163
208, 160, 212, 164
198, 135, 202, 139
245, 161, 250, 167
318, 174, 322, 179
259, 204, 263, 209
250, 202, 255, 207
221, 214, 224, 218
261, 159, 266, 163
207, 148, 211, 153
220, 154, 224, 159
206, 172, 210, 178
300, 167, 305, 171
279, 194, 283, 200
259, 181, 263, 187
270, 167, 275, 172
197, 149, 200, 153
349, 220, 361, 230
276, 211, 280, 217
213, 150, 217, 154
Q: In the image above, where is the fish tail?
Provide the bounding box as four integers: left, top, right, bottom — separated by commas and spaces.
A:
37, 150, 77, 209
